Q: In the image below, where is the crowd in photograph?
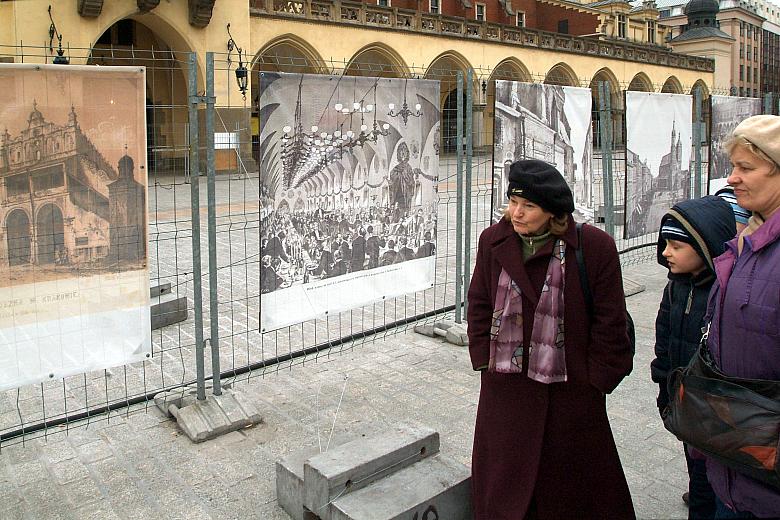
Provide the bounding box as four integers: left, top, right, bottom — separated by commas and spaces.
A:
260, 204, 437, 294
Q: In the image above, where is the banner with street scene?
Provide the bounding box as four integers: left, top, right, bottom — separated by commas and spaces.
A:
0, 64, 150, 391
624, 91, 693, 239
708, 95, 762, 194
257, 72, 440, 331
492, 81, 594, 222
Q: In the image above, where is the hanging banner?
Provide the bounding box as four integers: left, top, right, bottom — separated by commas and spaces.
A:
708, 95, 762, 194
492, 81, 594, 223
0, 64, 151, 391
257, 72, 440, 331
624, 91, 693, 239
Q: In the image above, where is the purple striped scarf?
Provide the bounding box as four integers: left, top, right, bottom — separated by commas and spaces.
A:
488, 239, 567, 383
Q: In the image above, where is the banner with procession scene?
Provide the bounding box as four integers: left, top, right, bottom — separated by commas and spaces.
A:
492, 81, 594, 223
257, 72, 440, 331
0, 64, 150, 391
624, 91, 693, 239
708, 95, 762, 194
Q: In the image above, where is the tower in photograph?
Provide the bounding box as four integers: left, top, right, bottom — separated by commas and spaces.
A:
107, 154, 146, 264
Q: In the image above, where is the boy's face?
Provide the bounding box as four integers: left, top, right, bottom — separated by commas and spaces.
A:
662, 239, 705, 276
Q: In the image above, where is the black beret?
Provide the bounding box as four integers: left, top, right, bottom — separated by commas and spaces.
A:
506, 159, 574, 217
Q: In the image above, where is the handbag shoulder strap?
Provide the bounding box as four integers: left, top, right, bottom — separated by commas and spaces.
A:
575, 222, 593, 317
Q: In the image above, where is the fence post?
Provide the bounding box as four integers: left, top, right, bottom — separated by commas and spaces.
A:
693, 86, 702, 198
188, 52, 207, 402
205, 52, 222, 396
598, 81, 615, 236
463, 69, 473, 318
455, 72, 464, 324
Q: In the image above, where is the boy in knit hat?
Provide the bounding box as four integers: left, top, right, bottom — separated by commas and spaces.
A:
650, 195, 736, 519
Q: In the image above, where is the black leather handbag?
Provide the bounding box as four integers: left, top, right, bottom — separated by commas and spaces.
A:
663, 324, 780, 489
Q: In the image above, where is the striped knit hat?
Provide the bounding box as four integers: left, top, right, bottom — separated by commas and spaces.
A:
660, 216, 694, 245
715, 186, 751, 225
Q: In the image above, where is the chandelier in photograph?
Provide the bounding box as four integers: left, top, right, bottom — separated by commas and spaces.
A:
280, 77, 390, 188
388, 78, 422, 126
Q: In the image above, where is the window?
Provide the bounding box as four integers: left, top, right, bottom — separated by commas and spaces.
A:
516, 11, 525, 27
740, 21, 744, 36
740, 64, 744, 81
476, 3, 485, 21
754, 47, 758, 61
429, 0, 439, 13
747, 25, 752, 38
617, 14, 627, 38
659, 9, 670, 17
558, 19, 569, 34
747, 66, 751, 83
647, 20, 656, 43
377, 0, 389, 6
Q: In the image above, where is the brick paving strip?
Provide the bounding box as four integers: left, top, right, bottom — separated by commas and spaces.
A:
0, 262, 688, 520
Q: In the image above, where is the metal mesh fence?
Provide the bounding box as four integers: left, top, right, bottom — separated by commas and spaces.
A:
0, 44, 754, 447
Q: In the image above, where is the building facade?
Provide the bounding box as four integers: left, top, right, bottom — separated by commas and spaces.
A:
0, 0, 715, 174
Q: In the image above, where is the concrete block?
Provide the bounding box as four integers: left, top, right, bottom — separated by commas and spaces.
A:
330, 454, 472, 520
153, 386, 261, 443
276, 447, 321, 520
623, 277, 646, 298
445, 324, 469, 346
151, 283, 188, 330
303, 425, 439, 520
413, 324, 436, 338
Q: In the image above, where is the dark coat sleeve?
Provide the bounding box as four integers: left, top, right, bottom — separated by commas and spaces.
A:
582, 225, 633, 394
467, 229, 493, 371
651, 282, 672, 412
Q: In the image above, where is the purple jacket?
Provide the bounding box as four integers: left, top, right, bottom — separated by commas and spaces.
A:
706, 209, 780, 517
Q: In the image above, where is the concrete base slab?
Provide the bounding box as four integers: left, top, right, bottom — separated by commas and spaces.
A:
623, 277, 647, 297
277, 446, 322, 520
150, 283, 188, 330
153, 386, 262, 443
413, 324, 437, 338
303, 425, 439, 520
444, 324, 468, 346
330, 454, 472, 520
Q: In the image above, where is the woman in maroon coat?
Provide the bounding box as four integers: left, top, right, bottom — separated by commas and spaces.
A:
467, 159, 635, 519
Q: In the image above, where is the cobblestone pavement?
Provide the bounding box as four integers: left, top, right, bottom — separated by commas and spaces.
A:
0, 261, 689, 520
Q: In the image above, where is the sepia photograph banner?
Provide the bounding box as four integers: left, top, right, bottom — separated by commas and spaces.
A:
257, 72, 440, 331
624, 91, 693, 240
708, 95, 762, 193
0, 64, 151, 391
492, 81, 594, 223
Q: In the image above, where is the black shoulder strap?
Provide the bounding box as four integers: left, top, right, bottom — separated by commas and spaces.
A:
575, 222, 594, 317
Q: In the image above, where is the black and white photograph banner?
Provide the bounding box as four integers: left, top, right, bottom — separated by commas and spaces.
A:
492, 81, 594, 222
708, 95, 761, 194
624, 91, 693, 239
0, 64, 150, 391
257, 72, 440, 331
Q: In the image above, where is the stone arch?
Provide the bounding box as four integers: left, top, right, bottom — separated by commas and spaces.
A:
425, 51, 475, 153
544, 63, 579, 87
253, 34, 328, 74
690, 79, 711, 141
484, 58, 533, 149
6, 209, 32, 266
344, 43, 410, 78
89, 16, 195, 176
661, 76, 684, 94
589, 67, 623, 147
36, 203, 65, 265
627, 72, 654, 92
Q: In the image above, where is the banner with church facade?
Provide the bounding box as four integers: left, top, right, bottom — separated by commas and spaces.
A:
0, 64, 150, 391
492, 81, 594, 223
624, 91, 693, 239
708, 95, 762, 194
257, 72, 440, 331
